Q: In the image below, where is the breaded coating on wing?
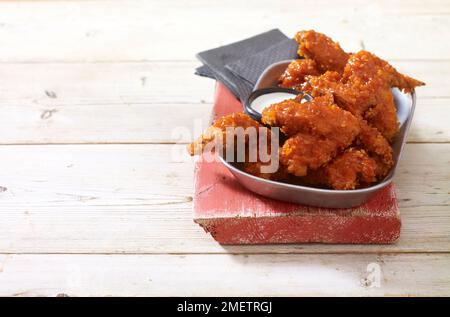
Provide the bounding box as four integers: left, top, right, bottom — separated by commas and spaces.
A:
279, 133, 339, 177
305, 71, 377, 117
343, 50, 425, 93
356, 120, 394, 178
279, 59, 320, 90
187, 112, 263, 156
188, 112, 284, 180
261, 95, 360, 147
364, 86, 399, 141
306, 148, 378, 190
243, 161, 291, 181
295, 30, 349, 73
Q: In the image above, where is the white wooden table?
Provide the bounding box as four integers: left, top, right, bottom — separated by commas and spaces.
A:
0, 0, 449, 296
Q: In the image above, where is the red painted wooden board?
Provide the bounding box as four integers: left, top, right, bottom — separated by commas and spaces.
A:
193, 83, 401, 244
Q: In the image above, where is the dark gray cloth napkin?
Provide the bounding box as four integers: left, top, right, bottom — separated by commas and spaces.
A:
195, 65, 216, 79
225, 38, 298, 86
195, 29, 298, 102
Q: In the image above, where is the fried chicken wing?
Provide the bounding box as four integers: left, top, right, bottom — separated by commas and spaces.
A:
325, 149, 377, 189
305, 72, 400, 141
262, 96, 361, 177
188, 112, 284, 179
304, 71, 377, 117
297, 50, 424, 141
279, 133, 339, 177
364, 86, 399, 141
278, 59, 320, 90
261, 95, 360, 147
243, 161, 291, 181
343, 50, 425, 93
357, 120, 394, 178
187, 112, 263, 156
295, 30, 349, 73
305, 148, 377, 190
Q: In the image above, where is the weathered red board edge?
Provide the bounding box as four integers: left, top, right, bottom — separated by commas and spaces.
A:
193, 82, 401, 244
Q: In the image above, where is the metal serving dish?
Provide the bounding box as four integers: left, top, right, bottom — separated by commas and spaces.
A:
219, 60, 416, 208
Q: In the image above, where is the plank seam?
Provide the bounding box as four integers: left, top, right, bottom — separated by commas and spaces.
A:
0, 251, 449, 255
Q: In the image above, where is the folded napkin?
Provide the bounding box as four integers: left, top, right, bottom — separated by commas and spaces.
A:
195, 65, 216, 79
225, 38, 298, 86
195, 29, 299, 102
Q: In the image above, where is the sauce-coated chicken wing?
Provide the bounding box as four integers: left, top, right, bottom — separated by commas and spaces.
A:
187, 112, 263, 156
279, 59, 320, 90
306, 148, 378, 190
187, 113, 286, 180
261, 95, 360, 147
295, 30, 349, 73
343, 50, 425, 93
279, 133, 339, 177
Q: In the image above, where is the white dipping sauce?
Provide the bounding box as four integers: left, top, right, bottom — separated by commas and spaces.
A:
250, 92, 299, 114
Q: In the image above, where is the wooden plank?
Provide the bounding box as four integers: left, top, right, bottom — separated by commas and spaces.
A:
0, 99, 446, 144
409, 98, 450, 143
0, 1, 449, 62
0, 62, 215, 105
0, 61, 446, 144
0, 103, 212, 144
0, 61, 441, 105
0, 143, 448, 254
0, 253, 448, 296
